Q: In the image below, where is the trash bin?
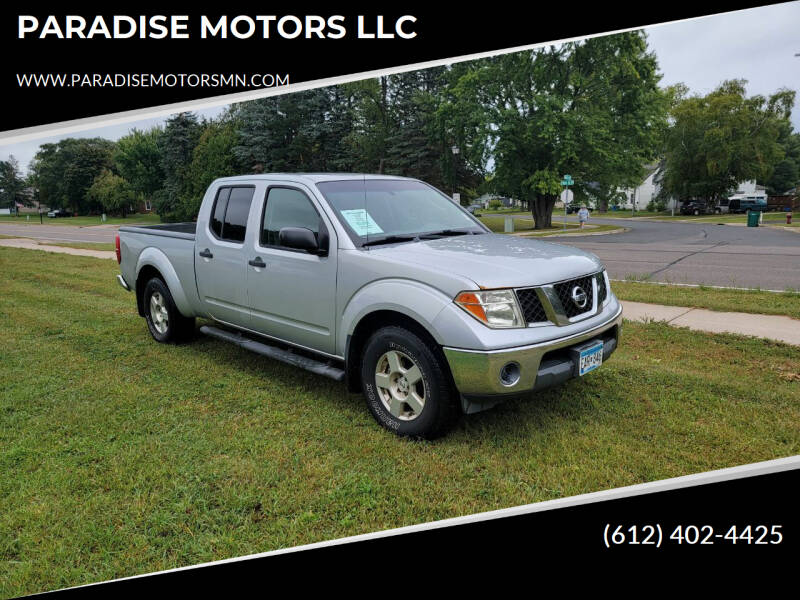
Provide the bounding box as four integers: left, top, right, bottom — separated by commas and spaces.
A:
746, 211, 760, 227
787, 213, 793, 225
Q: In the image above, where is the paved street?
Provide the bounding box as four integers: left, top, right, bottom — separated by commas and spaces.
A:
551, 216, 800, 290
0, 223, 117, 244
2, 216, 799, 289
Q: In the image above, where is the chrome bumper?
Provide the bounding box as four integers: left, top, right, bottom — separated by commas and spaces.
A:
443, 305, 622, 398
116, 274, 131, 291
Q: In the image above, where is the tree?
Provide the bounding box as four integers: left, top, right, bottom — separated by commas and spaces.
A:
661, 80, 795, 204
86, 169, 135, 216
765, 121, 800, 195
178, 120, 243, 219
441, 32, 669, 228
29, 138, 115, 213
114, 128, 164, 203
156, 112, 202, 221
0, 155, 25, 210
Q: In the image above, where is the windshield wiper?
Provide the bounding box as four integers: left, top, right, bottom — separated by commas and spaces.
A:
361, 235, 418, 247
419, 229, 477, 239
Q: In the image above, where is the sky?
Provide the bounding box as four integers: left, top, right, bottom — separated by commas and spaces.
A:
1, 3, 798, 173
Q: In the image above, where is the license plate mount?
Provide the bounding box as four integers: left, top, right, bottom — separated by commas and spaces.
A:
571, 339, 604, 377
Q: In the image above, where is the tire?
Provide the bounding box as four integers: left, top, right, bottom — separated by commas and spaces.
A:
360, 326, 456, 439
142, 277, 195, 344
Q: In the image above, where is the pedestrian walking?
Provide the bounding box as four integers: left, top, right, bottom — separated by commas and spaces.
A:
578, 205, 589, 229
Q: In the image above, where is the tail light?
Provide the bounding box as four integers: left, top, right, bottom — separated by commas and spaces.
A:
115, 233, 121, 264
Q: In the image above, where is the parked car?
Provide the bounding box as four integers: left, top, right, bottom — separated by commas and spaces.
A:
116, 175, 621, 438
47, 208, 72, 218
728, 198, 768, 214
679, 201, 713, 216
466, 204, 482, 214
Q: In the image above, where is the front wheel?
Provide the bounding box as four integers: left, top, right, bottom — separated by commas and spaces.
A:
361, 326, 456, 439
143, 277, 195, 343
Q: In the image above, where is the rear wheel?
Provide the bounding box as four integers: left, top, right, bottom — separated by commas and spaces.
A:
360, 326, 455, 439
143, 277, 195, 343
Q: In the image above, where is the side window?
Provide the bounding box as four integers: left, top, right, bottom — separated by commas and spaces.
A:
261, 187, 321, 247
209, 186, 254, 243
210, 188, 230, 238
223, 187, 254, 242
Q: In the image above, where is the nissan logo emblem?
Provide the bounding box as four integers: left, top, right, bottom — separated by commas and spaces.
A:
571, 285, 588, 309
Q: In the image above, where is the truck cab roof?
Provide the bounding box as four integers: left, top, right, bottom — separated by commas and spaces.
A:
211, 173, 416, 185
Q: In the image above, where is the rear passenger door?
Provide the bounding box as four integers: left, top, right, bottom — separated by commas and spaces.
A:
195, 185, 255, 327
246, 184, 338, 355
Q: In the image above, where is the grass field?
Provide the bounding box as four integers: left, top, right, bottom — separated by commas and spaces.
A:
0, 214, 160, 227
612, 280, 800, 319
1, 246, 799, 596
478, 215, 621, 236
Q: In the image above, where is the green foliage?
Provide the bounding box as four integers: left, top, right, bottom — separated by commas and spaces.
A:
30, 138, 115, 213
156, 113, 202, 222
0, 155, 24, 209
441, 32, 669, 227
114, 128, 165, 200
86, 169, 135, 215
661, 80, 795, 202
178, 121, 243, 219
766, 122, 800, 195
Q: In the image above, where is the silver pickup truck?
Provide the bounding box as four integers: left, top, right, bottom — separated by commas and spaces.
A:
117, 174, 622, 438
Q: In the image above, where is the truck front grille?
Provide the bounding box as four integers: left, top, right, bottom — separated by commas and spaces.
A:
596, 273, 607, 304
515, 288, 548, 324
553, 275, 595, 318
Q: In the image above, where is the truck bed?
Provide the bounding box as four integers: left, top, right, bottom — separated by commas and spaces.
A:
119, 222, 196, 239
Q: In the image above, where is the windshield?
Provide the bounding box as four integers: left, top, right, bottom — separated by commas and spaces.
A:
316, 179, 485, 245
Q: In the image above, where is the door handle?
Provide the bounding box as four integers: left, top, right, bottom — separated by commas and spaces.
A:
198, 249, 213, 259
248, 257, 266, 268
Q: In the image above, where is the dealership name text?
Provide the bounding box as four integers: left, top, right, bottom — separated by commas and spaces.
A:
17, 15, 418, 40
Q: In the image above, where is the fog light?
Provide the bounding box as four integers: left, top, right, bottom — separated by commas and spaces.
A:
499, 362, 521, 387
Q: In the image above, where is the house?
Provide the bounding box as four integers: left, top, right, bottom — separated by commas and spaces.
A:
474, 194, 523, 209
617, 165, 680, 210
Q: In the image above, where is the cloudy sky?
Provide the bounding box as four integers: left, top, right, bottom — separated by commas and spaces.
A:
2, 3, 798, 172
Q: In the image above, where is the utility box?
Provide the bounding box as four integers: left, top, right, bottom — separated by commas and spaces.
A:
504, 216, 514, 233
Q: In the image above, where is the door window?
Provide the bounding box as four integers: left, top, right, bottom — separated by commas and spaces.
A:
261, 187, 321, 247
209, 186, 254, 243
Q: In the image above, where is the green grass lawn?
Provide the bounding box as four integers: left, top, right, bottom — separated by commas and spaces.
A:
1, 246, 799, 596
478, 215, 621, 236
612, 280, 800, 319
0, 213, 160, 227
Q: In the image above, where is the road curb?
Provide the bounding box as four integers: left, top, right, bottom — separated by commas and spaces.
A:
0, 238, 116, 259
512, 227, 628, 238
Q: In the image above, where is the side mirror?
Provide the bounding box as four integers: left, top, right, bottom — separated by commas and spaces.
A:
279, 227, 322, 254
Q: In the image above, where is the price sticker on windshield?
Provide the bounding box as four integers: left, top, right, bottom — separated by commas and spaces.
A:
341, 209, 384, 236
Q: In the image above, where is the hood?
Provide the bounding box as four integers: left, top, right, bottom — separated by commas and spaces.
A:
368, 233, 603, 289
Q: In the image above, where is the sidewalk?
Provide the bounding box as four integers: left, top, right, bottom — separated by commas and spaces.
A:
0, 237, 115, 260
621, 300, 800, 346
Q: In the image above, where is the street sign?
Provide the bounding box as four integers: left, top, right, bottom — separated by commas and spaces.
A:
561, 174, 574, 186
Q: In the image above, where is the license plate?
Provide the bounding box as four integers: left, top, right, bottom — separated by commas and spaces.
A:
578, 342, 604, 376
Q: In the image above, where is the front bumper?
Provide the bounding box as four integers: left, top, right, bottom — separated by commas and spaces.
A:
443, 305, 622, 399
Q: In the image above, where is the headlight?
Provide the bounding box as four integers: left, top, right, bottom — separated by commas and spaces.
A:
454, 289, 525, 328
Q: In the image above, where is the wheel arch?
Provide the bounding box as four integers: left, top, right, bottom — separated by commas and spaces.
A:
344, 309, 454, 394
135, 247, 193, 318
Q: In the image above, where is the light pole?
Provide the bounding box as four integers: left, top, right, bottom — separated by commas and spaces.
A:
451, 145, 459, 201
